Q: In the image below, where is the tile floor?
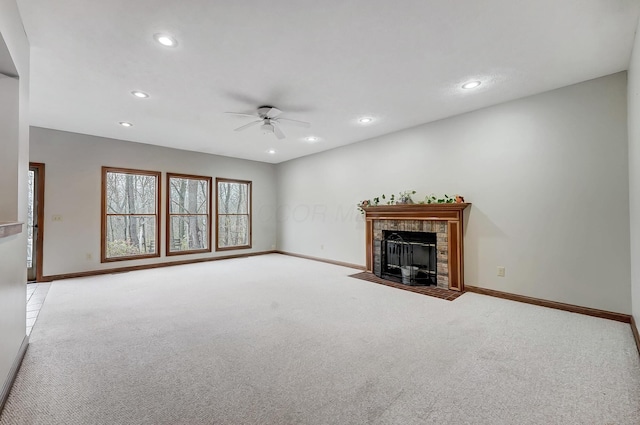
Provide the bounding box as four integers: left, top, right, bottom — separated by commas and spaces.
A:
26, 283, 50, 335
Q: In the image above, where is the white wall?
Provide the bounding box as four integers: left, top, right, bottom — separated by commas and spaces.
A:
277, 72, 631, 314
0, 75, 19, 220
0, 0, 29, 398
629, 20, 640, 325
30, 127, 277, 276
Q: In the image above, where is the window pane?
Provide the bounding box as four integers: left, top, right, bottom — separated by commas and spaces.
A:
217, 182, 248, 214
169, 178, 208, 214
27, 170, 34, 269
106, 215, 157, 257
218, 215, 249, 248
106, 172, 156, 214
169, 216, 208, 252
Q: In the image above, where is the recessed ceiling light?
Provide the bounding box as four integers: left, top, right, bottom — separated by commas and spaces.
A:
119, 121, 133, 127
267, 149, 276, 154
154, 33, 177, 47
131, 91, 149, 98
462, 81, 481, 89
358, 117, 374, 124
305, 136, 319, 142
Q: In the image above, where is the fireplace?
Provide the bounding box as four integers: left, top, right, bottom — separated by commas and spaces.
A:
381, 230, 437, 286
363, 203, 470, 291
373, 220, 449, 289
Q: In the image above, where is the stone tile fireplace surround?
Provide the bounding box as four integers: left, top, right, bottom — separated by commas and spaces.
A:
363, 204, 470, 291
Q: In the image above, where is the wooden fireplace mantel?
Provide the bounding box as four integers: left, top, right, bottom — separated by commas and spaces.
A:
363, 203, 470, 291
0, 221, 23, 239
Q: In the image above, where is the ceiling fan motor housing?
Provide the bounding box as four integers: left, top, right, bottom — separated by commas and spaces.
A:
258, 105, 278, 118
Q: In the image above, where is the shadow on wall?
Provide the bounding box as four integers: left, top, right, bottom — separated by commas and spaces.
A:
464, 207, 508, 282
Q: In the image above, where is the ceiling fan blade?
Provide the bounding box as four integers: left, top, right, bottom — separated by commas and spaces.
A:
234, 120, 262, 131
273, 124, 286, 140
225, 112, 258, 118
266, 107, 282, 119
276, 117, 311, 128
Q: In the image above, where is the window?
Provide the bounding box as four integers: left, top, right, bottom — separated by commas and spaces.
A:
167, 173, 211, 255
102, 167, 160, 261
216, 178, 251, 251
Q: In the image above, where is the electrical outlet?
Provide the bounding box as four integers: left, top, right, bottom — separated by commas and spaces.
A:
497, 266, 506, 277
86, 253, 92, 260
320, 244, 324, 250
52, 214, 62, 222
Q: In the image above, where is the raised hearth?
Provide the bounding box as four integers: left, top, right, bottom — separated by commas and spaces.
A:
363, 203, 470, 291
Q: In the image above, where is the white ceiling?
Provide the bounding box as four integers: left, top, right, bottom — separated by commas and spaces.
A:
17, 0, 640, 164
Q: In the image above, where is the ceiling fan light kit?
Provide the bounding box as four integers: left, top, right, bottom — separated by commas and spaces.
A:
225, 105, 310, 140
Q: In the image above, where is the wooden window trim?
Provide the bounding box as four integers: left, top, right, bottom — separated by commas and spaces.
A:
101, 166, 161, 262
215, 177, 252, 252
166, 173, 212, 256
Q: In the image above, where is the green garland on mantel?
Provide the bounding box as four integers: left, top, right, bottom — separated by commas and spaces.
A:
357, 191, 464, 214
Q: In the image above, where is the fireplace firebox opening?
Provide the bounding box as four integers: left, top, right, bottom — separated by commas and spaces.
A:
381, 230, 437, 286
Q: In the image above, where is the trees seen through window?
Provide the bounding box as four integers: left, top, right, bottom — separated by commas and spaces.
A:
216, 178, 251, 250
167, 174, 211, 255
102, 167, 160, 261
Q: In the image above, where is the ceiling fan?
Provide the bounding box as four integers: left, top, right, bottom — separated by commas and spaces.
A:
225, 105, 310, 140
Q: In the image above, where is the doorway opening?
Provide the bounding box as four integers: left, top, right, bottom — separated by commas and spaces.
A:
27, 162, 44, 282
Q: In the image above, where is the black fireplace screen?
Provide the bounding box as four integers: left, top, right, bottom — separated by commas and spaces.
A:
381, 230, 437, 286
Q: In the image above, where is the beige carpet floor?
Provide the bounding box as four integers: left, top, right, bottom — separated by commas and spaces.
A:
1, 254, 639, 424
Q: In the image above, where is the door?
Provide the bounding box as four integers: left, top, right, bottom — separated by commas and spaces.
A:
27, 163, 44, 282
